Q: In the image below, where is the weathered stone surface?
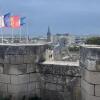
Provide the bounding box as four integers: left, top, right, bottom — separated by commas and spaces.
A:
95, 85, 100, 96
0, 44, 80, 100
0, 83, 7, 92
10, 64, 27, 74
4, 64, 27, 74
11, 74, 29, 84
27, 64, 36, 73
0, 57, 4, 63
57, 76, 65, 84
4, 55, 10, 64
82, 67, 100, 84
8, 84, 27, 93
56, 85, 64, 92
95, 60, 100, 71
0, 64, 3, 73
28, 82, 36, 92
29, 73, 40, 82
10, 55, 24, 64
81, 78, 94, 95
0, 74, 10, 83
46, 83, 57, 91
23, 55, 35, 63
81, 45, 100, 100
36, 82, 40, 89
82, 88, 100, 100
42, 74, 57, 83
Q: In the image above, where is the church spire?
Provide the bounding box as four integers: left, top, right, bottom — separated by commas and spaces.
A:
47, 26, 51, 42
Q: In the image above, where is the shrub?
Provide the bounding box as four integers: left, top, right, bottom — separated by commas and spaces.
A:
86, 37, 100, 45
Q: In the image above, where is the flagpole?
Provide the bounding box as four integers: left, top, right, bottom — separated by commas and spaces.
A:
11, 28, 13, 43
20, 27, 21, 43
1, 28, 3, 44
0, 16, 3, 44
26, 23, 29, 44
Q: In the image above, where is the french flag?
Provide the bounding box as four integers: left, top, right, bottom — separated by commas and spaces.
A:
10, 16, 20, 28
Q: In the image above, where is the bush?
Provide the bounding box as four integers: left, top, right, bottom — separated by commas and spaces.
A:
86, 37, 100, 45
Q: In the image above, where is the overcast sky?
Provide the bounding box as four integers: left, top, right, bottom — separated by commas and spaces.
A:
0, 0, 100, 36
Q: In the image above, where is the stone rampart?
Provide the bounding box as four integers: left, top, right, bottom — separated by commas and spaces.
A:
38, 61, 80, 100
0, 44, 81, 100
0, 44, 47, 100
80, 45, 100, 100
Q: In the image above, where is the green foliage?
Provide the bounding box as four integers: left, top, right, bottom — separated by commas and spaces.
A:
86, 37, 100, 45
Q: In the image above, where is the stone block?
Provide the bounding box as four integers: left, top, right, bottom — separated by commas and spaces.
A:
11, 74, 29, 84
29, 73, 40, 82
44, 75, 57, 83
27, 64, 36, 73
3, 64, 9, 74
16, 55, 24, 64
81, 68, 100, 84
9, 64, 27, 74
23, 55, 35, 63
36, 82, 40, 89
0, 57, 4, 63
28, 82, 36, 92
8, 84, 27, 93
46, 83, 56, 91
56, 85, 63, 92
0, 64, 3, 73
57, 76, 64, 84
74, 77, 81, 87
95, 85, 100, 96
0, 83, 7, 92
81, 78, 94, 95
4, 55, 10, 63
35, 89, 40, 97
9, 55, 16, 64
10, 55, 24, 64
0, 74, 10, 83
95, 60, 100, 71
82, 88, 100, 100
4, 64, 27, 75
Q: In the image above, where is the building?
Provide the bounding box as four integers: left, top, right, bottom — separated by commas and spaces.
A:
52, 33, 75, 46
47, 26, 51, 42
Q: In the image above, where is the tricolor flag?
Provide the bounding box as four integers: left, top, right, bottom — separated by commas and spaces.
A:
10, 16, 20, 28
4, 13, 11, 27
0, 16, 5, 28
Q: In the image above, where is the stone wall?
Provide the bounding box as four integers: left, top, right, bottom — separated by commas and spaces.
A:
0, 44, 81, 100
38, 62, 81, 100
0, 44, 47, 100
80, 45, 100, 100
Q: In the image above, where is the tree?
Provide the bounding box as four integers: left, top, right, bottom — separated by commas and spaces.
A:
86, 37, 100, 45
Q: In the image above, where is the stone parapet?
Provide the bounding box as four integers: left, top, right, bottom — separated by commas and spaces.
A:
80, 45, 100, 100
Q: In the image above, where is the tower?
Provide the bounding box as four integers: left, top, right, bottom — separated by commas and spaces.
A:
47, 26, 51, 42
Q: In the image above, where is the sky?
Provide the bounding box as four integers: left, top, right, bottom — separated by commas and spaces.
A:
0, 0, 100, 37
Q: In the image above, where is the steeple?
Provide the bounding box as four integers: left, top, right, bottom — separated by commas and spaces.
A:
47, 26, 51, 42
